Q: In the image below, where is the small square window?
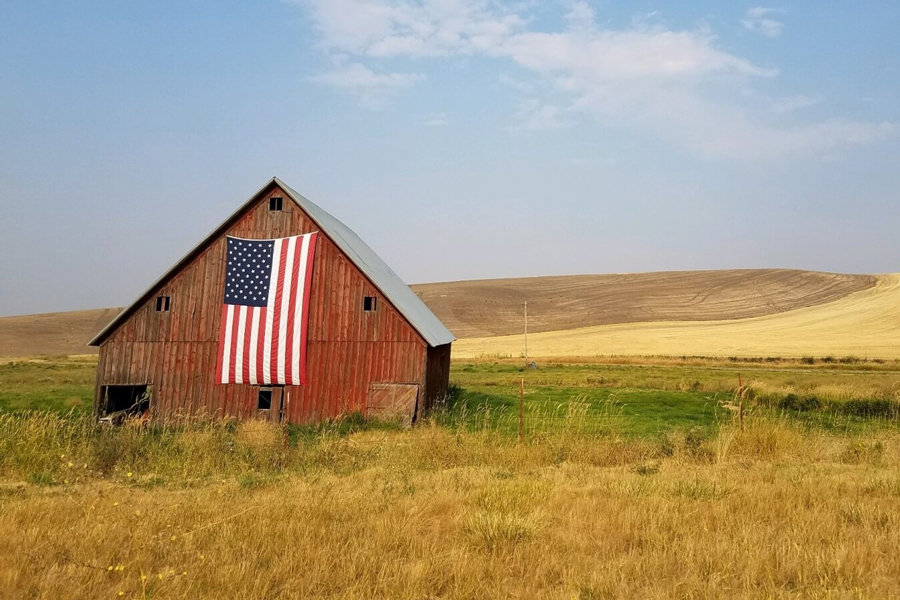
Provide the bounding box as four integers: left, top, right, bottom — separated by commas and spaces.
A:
269, 196, 283, 211
258, 389, 272, 410
363, 296, 377, 312
155, 296, 170, 312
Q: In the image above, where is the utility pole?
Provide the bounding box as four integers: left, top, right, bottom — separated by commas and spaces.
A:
524, 300, 528, 367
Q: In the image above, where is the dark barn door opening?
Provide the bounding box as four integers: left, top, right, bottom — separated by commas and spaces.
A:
101, 385, 151, 420
256, 387, 285, 422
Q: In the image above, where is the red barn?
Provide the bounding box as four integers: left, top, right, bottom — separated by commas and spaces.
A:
89, 178, 455, 424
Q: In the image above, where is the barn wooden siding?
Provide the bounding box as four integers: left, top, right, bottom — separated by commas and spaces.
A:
425, 343, 452, 410
95, 184, 440, 424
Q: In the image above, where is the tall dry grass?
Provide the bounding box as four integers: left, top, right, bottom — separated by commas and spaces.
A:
2, 412, 900, 598
747, 380, 900, 418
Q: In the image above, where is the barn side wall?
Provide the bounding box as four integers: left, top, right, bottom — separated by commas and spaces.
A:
95, 184, 428, 424
424, 343, 452, 412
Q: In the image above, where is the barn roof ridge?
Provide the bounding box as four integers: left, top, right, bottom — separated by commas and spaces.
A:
89, 177, 456, 347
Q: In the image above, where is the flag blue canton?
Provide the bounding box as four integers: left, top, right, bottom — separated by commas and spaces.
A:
224, 237, 275, 307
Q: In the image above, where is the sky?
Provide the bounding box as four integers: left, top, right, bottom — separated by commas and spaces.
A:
1, 1, 898, 317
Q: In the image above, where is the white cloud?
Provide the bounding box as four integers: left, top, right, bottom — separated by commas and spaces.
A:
771, 95, 823, 115
420, 112, 450, 126
563, 1, 596, 32
308, 62, 424, 109
692, 118, 896, 161
498, 29, 777, 82
295, 1, 896, 159
509, 100, 566, 132
498, 73, 534, 93
742, 7, 785, 38
296, 0, 525, 57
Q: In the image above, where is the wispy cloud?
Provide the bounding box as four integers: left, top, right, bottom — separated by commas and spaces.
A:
563, 1, 596, 33
293, 0, 895, 160
297, 0, 524, 57
742, 7, 785, 38
771, 95, 823, 115
509, 100, 566, 132
308, 62, 424, 109
498, 74, 535, 93
419, 112, 450, 126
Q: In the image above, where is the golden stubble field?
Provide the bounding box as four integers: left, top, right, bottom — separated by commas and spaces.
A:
415, 269, 874, 338
2, 416, 900, 599
455, 274, 900, 359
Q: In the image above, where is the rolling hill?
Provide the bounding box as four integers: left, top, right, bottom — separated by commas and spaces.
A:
454, 274, 900, 359
0, 269, 879, 357
414, 269, 875, 338
0, 308, 123, 357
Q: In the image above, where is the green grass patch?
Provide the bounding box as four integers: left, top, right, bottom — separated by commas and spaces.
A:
0, 358, 95, 413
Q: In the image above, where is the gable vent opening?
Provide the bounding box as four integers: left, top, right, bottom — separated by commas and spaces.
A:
364, 296, 377, 312
269, 196, 283, 211
155, 296, 170, 312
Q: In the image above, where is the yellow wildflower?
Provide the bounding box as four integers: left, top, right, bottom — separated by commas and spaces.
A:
126, 472, 133, 478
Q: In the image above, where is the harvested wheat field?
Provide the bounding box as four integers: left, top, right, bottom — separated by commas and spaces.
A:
0, 269, 874, 357
0, 308, 122, 357
455, 274, 900, 359
416, 269, 875, 338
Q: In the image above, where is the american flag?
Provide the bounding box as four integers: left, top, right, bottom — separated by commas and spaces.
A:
216, 233, 318, 386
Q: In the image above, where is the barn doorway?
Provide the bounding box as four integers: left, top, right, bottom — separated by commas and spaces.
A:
367, 383, 419, 426
101, 385, 151, 422
256, 386, 285, 422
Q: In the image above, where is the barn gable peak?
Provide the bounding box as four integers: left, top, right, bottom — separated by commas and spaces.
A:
89, 177, 456, 348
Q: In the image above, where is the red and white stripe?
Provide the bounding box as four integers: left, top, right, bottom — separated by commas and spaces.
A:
216, 232, 318, 386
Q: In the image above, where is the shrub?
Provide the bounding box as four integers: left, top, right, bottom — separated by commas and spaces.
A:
778, 393, 822, 412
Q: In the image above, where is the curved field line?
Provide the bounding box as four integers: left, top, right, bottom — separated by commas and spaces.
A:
454, 274, 900, 359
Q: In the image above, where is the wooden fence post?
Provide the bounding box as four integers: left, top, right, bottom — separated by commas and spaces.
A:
738, 374, 745, 433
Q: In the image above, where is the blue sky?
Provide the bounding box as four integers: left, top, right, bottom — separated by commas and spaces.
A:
1, 1, 898, 316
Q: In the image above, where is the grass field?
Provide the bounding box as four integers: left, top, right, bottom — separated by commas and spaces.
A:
2, 356, 900, 598
0, 356, 96, 413
6, 355, 900, 433
456, 273, 900, 359
3, 410, 900, 598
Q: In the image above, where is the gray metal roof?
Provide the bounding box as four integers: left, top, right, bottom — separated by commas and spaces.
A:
277, 179, 455, 347
90, 177, 455, 347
